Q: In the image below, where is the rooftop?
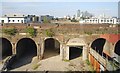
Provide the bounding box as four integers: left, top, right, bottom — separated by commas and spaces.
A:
2, 14, 26, 18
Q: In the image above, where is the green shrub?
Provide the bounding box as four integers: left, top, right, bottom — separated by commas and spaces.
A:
45, 29, 55, 37
3, 28, 17, 36
86, 59, 90, 65
26, 27, 36, 37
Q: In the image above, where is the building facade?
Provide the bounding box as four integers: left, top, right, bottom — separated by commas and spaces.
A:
26, 15, 39, 23
0, 18, 8, 23
0, 15, 27, 23
8, 17, 26, 23
39, 15, 54, 23
79, 17, 120, 24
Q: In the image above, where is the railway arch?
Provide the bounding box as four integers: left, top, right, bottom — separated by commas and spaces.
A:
43, 37, 60, 59
0, 38, 12, 59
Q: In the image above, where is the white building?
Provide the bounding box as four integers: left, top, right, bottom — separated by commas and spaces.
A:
0, 14, 27, 23
0, 18, 8, 23
79, 17, 120, 24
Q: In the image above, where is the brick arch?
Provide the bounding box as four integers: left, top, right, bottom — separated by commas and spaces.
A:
90, 38, 107, 55
43, 37, 60, 59
0, 37, 13, 59
44, 37, 61, 44
114, 40, 120, 56
16, 37, 36, 44
100, 34, 120, 44
113, 40, 120, 63
16, 37, 37, 57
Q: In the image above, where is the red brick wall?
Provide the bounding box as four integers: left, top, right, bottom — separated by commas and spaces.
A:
89, 34, 120, 72
100, 34, 120, 56
100, 34, 120, 44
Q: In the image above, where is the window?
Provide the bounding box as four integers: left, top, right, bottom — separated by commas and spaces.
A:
110, 20, 112, 22
1, 20, 4, 23
18, 20, 19, 22
101, 20, 103, 22
117, 20, 118, 22
8, 20, 10, 22
37, 17, 39, 21
21, 20, 23, 23
30, 18, 32, 21
13, 20, 14, 22
104, 19, 106, 22
107, 20, 109, 22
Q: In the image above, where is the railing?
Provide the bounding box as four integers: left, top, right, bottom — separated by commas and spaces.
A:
90, 48, 106, 67
89, 48, 120, 71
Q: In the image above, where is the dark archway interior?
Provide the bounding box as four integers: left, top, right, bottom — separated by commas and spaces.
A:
0, 38, 12, 60
44, 38, 60, 59
45, 38, 55, 49
115, 40, 120, 56
91, 38, 106, 55
16, 38, 37, 58
69, 46, 83, 60
11, 38, 37, 69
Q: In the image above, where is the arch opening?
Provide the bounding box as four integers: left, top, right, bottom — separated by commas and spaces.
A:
115, 40, 120, 56
16, 38, 37, 58
66, 38, 86, 60
44, 38, 60, 59
11, 38, 37, 69
0, 38, 12, 60
91, 38, 106, 55
69, 46, 83, 60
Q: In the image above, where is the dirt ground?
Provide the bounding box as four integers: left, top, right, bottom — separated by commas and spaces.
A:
10, 55, 93, 71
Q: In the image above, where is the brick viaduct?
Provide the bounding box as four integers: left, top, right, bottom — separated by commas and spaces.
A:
0, 24, 120, 71
1, 33, 120, 60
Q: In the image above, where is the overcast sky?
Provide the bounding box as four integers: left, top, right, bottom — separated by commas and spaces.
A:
1, 0, 120, 17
